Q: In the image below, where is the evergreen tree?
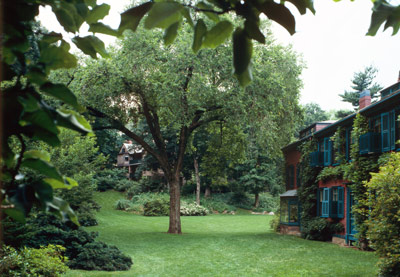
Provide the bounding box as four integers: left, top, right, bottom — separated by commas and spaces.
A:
339, 66, 383, 108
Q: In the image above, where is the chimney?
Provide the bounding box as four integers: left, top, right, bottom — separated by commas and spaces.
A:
359, 90, 371, 109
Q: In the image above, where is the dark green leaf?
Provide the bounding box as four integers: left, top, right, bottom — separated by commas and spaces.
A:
258, 1, 296, 35
56, 108, 92, 134
34, 182, 54, 204
233, 27, 253, 86
86, 4, 111, 24
84, 0, 97, 7
52, 2, 79, 33
22, 158, 63, 181
18, 93, 40, 113
29, 127, 61, 147
244, 20, 265, 44
197, 2, 220, 22
44, 177, 78, 189
40, 82, 79, 109
285, 0, 315, 15
41, 32, 63, 44
23, 150, 51, 162
22, 109, 59, 135
181, 8, 194, 27
26, 67, 48, 85
72, 35, 109, 58
4, 207, 26, 223
119, 2, 153, 34
89, 23, 119, 36
203, 21, 233, 48
144, 2, 183, 29
39, 42, 77, 72
163, 21, 180, 45
192, 19, 207, 53
48, 197, 79, 225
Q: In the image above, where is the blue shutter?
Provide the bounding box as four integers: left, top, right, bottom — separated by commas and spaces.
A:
321, 188, 330, 218
317, 189, 320, 216
338, 187, 344, 218
381, 112, 390, 152
296, 165, 301, 187
323, 138, 331, 166
390, 110, 396, 150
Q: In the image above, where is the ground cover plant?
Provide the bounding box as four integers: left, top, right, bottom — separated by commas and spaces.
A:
67, 191, 378, 276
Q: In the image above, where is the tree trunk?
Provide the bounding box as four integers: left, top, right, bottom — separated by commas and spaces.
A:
194, 157, 201, 205
204, 187, 211, 198
168, 174, 182, 234
254, 193, 259, 208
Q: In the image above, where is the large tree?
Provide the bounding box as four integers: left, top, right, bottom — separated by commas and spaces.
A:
339, 66, 383, 108
65, 26, 303, 234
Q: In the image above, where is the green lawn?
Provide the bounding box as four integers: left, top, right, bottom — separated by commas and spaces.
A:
67, 191, 378, 276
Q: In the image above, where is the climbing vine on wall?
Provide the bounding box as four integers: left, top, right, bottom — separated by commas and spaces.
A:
344, 113, 379, 249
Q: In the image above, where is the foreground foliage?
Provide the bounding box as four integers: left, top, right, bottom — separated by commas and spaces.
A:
364, 152, 400, 276
4, 213, 132, 271
0, 244, 69, 277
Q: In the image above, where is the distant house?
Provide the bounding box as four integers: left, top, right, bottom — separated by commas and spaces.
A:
280, 78, 400, 245
117, 141, 143, 180
117, 141, 164, 180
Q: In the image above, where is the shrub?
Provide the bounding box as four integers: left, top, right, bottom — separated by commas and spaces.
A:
229, 191, 253, 209
143, 197, 170, 216
180, 202, 208, 216
68, 242, 132, 271
95, 168, 127, 191
364, 152, 400, 276
126, 181, 143, 199
254, 193, 279, 212
301, 218, 343, 241
0, 245, 69, 277
270, 210, 281, 232
114, 199, 133, 211
3, 213, 133, 271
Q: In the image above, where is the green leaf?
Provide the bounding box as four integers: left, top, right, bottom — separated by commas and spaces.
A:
4, 207, 26, 223
34, 182, 54, 203
233, 28, 253, 86
181, 8, 194, 27
26, 68, 48, 85
202, 21, 233, 48
39, 42, 77, 72
30, 127, 61, 147
285, 0, 315, 15
22, 109, 59, 135
244, 20, 265, 44
41, 32, 63, 44
84, 0, 97, 7
44, 177, 78, 190
48, 197, 79, 225
72, 35, 109, 58
144, 2, 183, 29
197, 2, 220, 23
23, 150, 51, 162
86, 3, 111, 24
22, 158, 63, 182
163, 21, 180, 45
89, 22, 119, 36
56, 108, 93, 134
192, 19, 207, 53
18, 93, 40, 113
52, 2, 80, 33
258, 1, 296, 35
119, 2, 153, 34
40, 82, 79, 109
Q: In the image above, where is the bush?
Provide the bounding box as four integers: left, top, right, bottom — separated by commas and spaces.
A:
229, 191, 253, 209
3, 213, 133, 271
254, 193, 279, 212
114, 199, 133, 211
364, 152, 400, 276
301, 218, 343, 241
0, 245, 69, 277
143, 196, 170, 216
95, 168, 127, 191
269, 209, 281, 232
68, 242, 132, 271
180, 202, 208, 216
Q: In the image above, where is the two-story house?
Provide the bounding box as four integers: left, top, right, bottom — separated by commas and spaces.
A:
280, 78, 400, 245
117, 141, 143, 179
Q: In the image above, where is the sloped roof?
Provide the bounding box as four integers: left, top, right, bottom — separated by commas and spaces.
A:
120, 143, 143, 154
280, 189, 297, 197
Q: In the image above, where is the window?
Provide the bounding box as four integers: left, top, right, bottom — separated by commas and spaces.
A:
286, 165, 295, 189
323, 137, 332, 166
318, 187, 344, 218
296, 164, 301, 187
121, 148, 125, 153
124, 156, 129, 161
371, 116, 381, 133
280, 198, 299, 225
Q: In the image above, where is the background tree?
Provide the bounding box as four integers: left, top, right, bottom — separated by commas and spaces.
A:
334, 109, 354, 119
339, 66, 383, 108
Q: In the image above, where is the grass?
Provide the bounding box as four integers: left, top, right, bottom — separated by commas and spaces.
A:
67, 191, 378, 276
